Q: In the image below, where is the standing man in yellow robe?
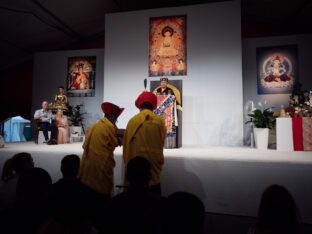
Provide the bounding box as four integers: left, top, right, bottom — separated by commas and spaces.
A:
78, 102, 124, 197
123, 91, 166, 195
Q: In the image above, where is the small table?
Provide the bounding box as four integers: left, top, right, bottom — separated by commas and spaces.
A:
276, 117, 312, 151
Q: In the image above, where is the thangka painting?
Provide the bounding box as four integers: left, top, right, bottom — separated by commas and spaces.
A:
257, 45, 298, 94
149, 15, 187, 77
66, 56, 96, 97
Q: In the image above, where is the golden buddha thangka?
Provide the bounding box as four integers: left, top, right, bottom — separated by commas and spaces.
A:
49, 86, 68, 112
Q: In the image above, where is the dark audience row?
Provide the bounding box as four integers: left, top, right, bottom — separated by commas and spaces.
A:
0, 152, 302, 234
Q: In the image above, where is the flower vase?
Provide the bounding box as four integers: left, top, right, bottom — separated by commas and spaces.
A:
253, 127, 269, 150
70, 126, 82, 136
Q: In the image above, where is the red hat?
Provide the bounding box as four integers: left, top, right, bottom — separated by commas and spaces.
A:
135, 91, 157, 110
101, 102, 124, 118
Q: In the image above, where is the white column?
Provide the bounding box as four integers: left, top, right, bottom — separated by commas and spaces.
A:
276, 118, 294, 151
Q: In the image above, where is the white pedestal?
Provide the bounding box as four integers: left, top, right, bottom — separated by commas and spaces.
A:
254, 128, 269, 150
276, 118, 294, 151
70, 135, 85, 143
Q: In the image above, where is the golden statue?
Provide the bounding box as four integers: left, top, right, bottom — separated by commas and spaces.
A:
49, 86, 68, 112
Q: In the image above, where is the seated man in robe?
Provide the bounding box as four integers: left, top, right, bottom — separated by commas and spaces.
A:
155, 77, 174, 95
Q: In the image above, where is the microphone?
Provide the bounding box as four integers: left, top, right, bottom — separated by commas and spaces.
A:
144, 78, 147, 90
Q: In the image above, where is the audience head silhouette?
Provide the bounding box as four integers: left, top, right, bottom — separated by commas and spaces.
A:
164, 191, 205, 234
126, 156, 151, 188
16, 167, 52, 203
60, 154, 80, 179
1, 152, 34, 182
257, 184, 300, 234
108, 156, 163, 234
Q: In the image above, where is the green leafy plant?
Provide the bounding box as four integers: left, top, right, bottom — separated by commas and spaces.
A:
68, 104, 85, 126
245, 108, 276, 129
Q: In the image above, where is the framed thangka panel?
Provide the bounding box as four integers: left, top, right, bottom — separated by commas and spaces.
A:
149, 15, 186, 77
66, 56, 96, 97
257, 45, 298, 94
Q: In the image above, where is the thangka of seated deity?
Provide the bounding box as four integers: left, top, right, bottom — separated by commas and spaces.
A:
70, 63, 90, 90
157, 26, 179, 57
264, 56, 291, 82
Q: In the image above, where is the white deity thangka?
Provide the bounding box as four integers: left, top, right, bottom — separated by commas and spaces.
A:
261, 55, 294, 89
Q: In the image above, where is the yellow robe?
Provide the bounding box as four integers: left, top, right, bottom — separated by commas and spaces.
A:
78, 117, 118, 194
123, 109, 166, 186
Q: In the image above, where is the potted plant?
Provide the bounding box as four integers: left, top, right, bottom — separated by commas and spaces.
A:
245, 108, 276, 149
67, 104, 85, 136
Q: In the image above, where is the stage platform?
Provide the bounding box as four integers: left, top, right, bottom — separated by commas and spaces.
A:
0, 142, 312, 224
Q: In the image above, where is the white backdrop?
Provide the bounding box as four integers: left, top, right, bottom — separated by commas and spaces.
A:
104, 1, 243, 146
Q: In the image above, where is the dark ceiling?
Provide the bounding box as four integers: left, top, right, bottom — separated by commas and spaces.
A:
0, 0, 311, 71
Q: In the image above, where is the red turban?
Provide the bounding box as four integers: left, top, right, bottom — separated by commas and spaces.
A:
101, 102, 124, 118
135, 91, 157, 110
